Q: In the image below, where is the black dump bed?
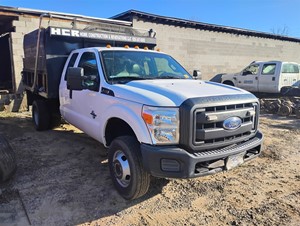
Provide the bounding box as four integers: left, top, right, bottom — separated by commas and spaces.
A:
23, 26, 156, 99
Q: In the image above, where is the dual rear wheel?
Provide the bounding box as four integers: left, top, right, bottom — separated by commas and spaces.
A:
32, 100, 61, 131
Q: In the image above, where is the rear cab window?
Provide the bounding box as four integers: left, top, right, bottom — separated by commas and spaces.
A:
282, 63, 300, 73
64, 53, 79, 80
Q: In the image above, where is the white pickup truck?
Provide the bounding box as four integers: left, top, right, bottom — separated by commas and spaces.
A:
219, 61, 300, 93
23, 26, 263, 200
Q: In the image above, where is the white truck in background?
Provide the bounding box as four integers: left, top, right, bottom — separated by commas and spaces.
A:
219, 61, 300, 93
214, 61, 300, 117
22, 24, 263, 200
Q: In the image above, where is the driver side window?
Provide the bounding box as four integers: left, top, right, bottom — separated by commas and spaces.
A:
242, 64, 259, 75
78, 52, 100, 92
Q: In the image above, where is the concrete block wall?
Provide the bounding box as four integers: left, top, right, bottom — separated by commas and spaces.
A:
132, 18, 300, 80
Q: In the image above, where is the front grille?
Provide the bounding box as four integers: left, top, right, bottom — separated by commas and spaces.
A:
203, 132, 251, 144
194, 103, 257, 147
179, 94, 259, 152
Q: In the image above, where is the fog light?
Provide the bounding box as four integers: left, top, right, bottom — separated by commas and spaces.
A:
161, 159, 180, 172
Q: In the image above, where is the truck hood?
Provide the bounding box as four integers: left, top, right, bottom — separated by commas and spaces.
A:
221, 73, 238, 81
111, 79, 251, 106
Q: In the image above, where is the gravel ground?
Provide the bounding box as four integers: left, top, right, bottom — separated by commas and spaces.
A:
0, 111, 299, 226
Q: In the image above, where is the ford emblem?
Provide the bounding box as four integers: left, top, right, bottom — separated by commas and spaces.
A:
223, 117, 242, 130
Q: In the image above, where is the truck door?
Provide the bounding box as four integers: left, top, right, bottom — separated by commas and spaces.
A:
236, 64, 259, 92
62, 51, 103, 140
257, 63, 277, 93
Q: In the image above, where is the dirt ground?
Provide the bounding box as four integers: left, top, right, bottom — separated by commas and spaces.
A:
0, 111, 299, 226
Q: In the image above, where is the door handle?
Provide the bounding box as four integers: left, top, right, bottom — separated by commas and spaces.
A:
255, 77, 258, 80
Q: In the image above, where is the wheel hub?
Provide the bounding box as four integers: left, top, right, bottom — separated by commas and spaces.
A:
113, 150, 131, 187
114, 161, 123, 179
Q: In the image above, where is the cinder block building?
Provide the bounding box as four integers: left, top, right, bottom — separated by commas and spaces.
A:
113, 10, 300, 80
1, 6, 300, 111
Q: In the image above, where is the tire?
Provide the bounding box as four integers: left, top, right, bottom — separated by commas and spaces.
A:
32, 100, 50, 131
108, 136, 150, 200
0, 135, 16, 182
50, 113, 61, 128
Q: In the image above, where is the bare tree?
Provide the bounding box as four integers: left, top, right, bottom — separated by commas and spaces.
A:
271, 25, 289, 36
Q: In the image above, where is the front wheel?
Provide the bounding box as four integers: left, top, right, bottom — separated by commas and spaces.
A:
108, 136, 150, 200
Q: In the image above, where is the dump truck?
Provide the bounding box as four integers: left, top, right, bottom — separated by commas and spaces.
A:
23, 21, 263, 200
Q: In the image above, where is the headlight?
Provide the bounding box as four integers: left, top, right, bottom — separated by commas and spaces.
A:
142, 106, 179, 145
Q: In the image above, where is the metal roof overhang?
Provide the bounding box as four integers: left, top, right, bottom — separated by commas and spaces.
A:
0, 5, 132, 27
112, 10, 300, 43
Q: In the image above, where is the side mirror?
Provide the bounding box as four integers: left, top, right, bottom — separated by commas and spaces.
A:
193, 70, 202, 79
67, 67, 84, 91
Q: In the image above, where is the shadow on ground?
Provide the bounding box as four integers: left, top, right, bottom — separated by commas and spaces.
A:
0, 113, 168, 225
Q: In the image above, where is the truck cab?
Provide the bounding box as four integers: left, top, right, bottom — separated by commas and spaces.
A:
221, 61, 300, 93
59, 46, 192, 146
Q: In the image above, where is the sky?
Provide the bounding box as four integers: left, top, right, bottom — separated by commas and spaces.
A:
1, 0, 300, 38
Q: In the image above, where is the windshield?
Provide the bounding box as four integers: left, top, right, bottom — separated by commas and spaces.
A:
100, 50, 191, 84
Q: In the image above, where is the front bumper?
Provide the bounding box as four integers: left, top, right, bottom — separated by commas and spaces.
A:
141, 130, 263, 178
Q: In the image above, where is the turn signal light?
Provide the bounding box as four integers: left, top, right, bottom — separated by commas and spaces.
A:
142, 112, 153, 124
124, 45, 129, 49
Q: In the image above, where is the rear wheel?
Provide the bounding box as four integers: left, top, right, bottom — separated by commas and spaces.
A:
278, 104, 292, 116
32, 100, 50, 131
0, 135, 16, 182
108, 136, 150, 200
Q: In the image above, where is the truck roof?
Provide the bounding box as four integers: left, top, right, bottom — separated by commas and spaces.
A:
251, 60, 299, 65
71, 46, 164, 54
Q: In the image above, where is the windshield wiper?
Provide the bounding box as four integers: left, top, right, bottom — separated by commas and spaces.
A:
158, 75, 181, 79
110, 76, 148, 84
